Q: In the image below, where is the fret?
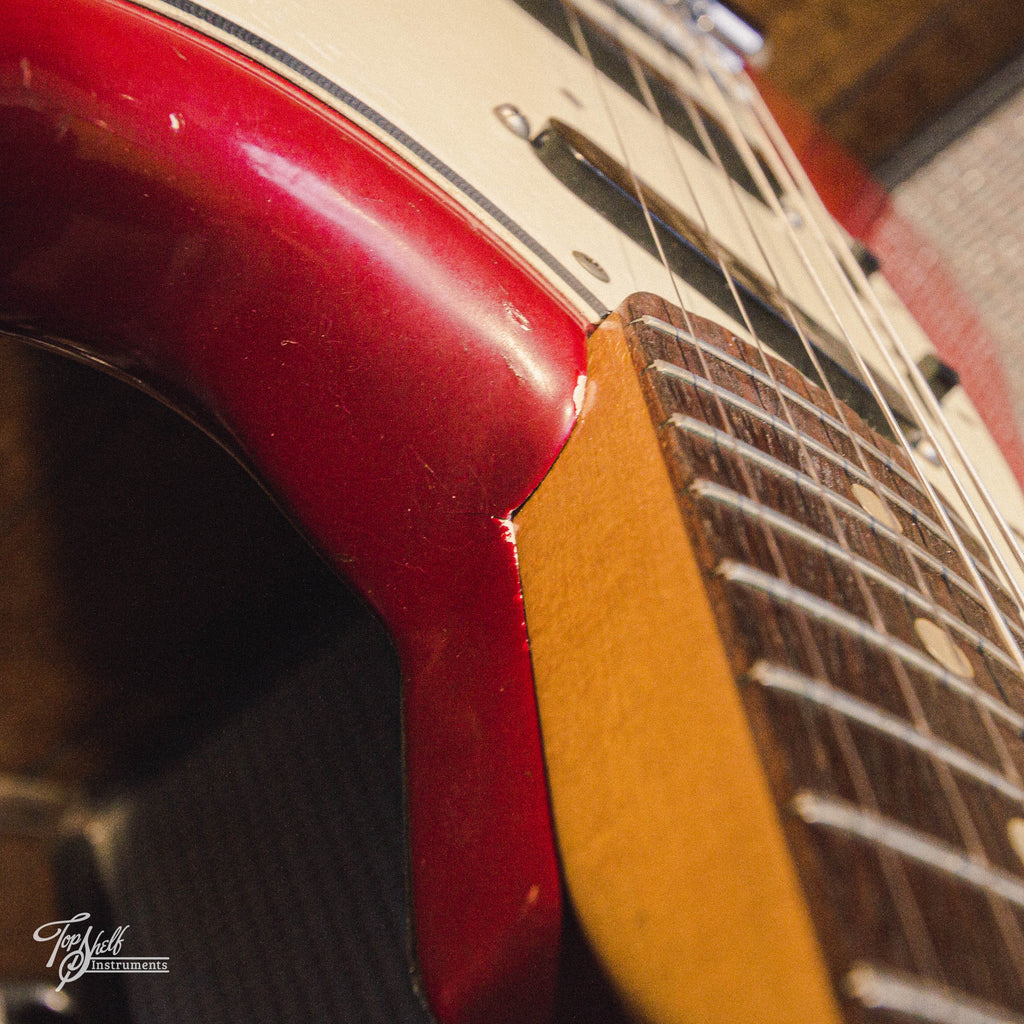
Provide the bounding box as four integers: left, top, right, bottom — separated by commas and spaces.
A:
846, 964, 1024, 1024
658, 357, 966, 554
793, 791, 1024, 912
697, 481, 1020, 680
720, 559, 1024, 735
748, 661, 1024, 805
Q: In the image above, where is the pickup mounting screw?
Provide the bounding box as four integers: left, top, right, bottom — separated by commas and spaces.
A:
494, 103, 531, 139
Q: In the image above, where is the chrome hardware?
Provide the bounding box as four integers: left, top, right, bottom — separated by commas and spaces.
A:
493, 103, 531, 139
572, 250, 610, 282
597, 0, 765, 65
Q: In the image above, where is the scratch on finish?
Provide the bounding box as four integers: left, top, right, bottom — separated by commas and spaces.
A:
498, 517, 519, 571
498, 517, 517, 542
504, 302, 532, 332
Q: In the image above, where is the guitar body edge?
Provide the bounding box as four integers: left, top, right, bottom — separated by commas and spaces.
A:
0, 2, 589, 1021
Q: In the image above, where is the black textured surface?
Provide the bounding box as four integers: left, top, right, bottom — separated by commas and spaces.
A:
4, 339, 435, 1023
90, 611, 433, 1024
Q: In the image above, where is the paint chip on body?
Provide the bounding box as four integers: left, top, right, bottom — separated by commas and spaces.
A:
572, 373, 587, 417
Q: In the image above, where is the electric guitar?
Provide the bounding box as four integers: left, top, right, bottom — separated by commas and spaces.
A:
4, 1, 1024, 1023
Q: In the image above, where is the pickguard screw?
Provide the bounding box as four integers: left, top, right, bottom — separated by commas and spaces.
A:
573, 250, 610, 282
494, 103, 531, 139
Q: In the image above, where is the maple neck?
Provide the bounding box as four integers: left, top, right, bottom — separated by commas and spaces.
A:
517, 292, 1024, 1024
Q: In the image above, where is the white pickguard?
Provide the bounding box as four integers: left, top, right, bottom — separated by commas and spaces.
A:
136, 0, 1024, 574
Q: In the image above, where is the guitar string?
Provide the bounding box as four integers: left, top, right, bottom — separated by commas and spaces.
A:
565, 0, 943, 978
642, 11, 1024, 781
741, 111, 1024, 808
562, 2, 899, 728
745, 79, 1024, 599
644, 8, 1024, 625
601, 0, 1024, 983
562, 3, 815, 619
696, 44, 1024, 686
682, 14, 1024, 977
660, 46, 1024, 884
600, 0, 1020, 710
634, 2, 1024, 753
737, 85, 1024, 718
654, 12, 1024, 698
656, 11, 1024, 979
680, 40, 1024, 937
620, 36, 967, 691
620, 10, 978, 979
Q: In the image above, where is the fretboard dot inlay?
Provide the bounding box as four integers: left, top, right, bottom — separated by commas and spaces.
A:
851, 482, 903, 534
1007, 818, 1024, 867
914, 617, 975, 679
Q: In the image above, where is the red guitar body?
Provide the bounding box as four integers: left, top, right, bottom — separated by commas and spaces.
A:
0, 2, 587, 1020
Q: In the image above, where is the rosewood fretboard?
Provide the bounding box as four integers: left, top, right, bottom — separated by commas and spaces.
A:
630, 290, 1024, 1021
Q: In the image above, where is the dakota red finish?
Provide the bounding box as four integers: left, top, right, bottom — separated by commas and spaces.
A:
0, 1, 588, 1021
